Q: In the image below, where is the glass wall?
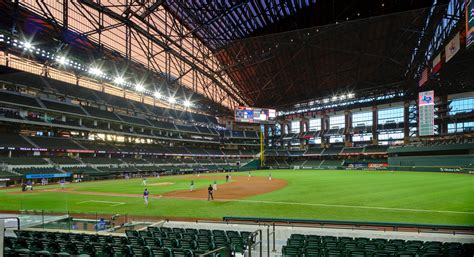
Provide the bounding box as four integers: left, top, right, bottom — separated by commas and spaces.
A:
378, 107, 404, 144
448, 121, 474, 133
378, 107, 404, 124
329, 115, 345, 143
449, 97, 474, 115
309, 118, 321, 131
352, 111, 373, 142
290, 120, 300, 134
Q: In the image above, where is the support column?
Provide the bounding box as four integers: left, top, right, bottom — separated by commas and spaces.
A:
372, 106, 378, 145
321, 114, 329, 147
404, 100, 410, 144
438, 95, 449, 135
300, 117, 309, 149
344, 110, 352, 147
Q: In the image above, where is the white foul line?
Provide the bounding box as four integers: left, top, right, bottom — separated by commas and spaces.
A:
77, 200, 125, 207
166, 196, 474, 215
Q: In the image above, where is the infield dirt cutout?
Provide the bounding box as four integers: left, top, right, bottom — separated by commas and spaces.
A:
7, 175, 287, 200
148, 182, 174, 186
163, 175, 287, 200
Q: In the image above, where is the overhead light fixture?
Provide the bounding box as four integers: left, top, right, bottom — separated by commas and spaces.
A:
168, 96, 176, 104
135, 84, 145, 92
331, 96, 337, 101
23, 41, 32, 50
347, 93, 355, 99
114, 76, 125, 85
183, 100, 192, 107
153, 91, 162, 99
88, 67, 103, 76
56, 56, 67, 65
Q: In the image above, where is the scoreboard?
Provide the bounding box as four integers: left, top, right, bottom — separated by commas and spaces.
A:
418, 91, 435, 136
235, 107, 276, 123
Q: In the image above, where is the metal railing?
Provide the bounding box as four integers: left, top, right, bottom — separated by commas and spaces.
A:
247, 229, 262, 257
266, 224, 276, 257
199, 246, 228, 257
0, 217, 21, 230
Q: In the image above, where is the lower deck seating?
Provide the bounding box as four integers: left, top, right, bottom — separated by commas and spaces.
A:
0, 157, 48, 165
5, 227, 251, 256
321, 159, 343, 167
99, 167, 139, 173
49, 157, 82, 165
65, 167, 101, 174
13, 167, 61, 175
282, 233, 473, 257
0, 170, 19, 177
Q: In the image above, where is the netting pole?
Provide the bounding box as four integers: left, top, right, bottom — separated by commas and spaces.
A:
260, 130, 264, 168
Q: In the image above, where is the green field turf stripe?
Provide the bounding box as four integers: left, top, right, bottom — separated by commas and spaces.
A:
166, 196, 474, 215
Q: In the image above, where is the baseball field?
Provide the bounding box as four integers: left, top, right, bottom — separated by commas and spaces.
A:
0, 169, 473, 226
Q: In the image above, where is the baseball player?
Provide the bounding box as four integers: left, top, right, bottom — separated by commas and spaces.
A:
190, 180, 194, 191
207, 184, 214, 201
142, 177, 147, 186
213, 180, 217, 191
143, 188, 149, 205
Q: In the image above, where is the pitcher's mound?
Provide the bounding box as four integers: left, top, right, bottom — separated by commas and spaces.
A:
163, 175, 287, 200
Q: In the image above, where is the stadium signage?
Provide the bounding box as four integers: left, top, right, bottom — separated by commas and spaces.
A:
0, 178, 10, 181
440, 168, 461, 172
26, 173, 72, 179
467, 0, 474, 49
418, 91, 435, 136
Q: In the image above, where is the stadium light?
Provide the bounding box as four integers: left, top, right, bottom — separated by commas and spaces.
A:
56, 56, 68, 65
183, 100, 192, 107
347, 93, 355, 99
88, 67, 103, 76
168, 96, 176, 104
114, 76, 125, 85
23, 41, 32, 50
153, 91, 162, 99
135, 84, 145, 92
331, 96, 337, 101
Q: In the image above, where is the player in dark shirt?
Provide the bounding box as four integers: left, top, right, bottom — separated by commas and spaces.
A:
143, 188, 149, 205
207, 184, 214, 201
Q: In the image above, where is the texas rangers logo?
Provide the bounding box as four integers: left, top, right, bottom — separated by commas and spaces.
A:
422, 95, 432, 104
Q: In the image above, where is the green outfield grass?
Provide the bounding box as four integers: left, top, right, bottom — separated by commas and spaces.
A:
0, 170, 473, 225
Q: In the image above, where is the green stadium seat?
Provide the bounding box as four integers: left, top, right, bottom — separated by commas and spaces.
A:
282, 245, 300, 257
287, 239, 305, 248
326, 249, 343, 257
179, 239, 197, 250
172, 249, 194, 257
348, 250, 367, 257
185, 228, 198, 235
149, 247, 171, 257
304, 247, 322, 257
173, 228, 185, 234
372, 251, 391, 257
396, 253, 416, 257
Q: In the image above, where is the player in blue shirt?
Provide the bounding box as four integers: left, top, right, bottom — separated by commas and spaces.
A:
143, 188, 149, 206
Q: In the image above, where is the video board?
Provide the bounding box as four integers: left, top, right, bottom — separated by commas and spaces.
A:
235, 107, 276, 123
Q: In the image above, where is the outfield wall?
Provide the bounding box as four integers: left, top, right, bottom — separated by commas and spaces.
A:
388, 155, 474, 167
